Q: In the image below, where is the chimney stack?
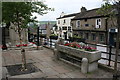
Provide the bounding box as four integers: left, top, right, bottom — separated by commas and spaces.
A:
60, 12, 65, 17
81, 7, 87, 12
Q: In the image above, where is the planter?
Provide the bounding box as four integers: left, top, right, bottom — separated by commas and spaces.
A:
2, 45, 7, 50
55, 44, 101, 73
50, 36, 58, 40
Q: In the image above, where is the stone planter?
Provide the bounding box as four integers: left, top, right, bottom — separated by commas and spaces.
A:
55, 44, 101, 73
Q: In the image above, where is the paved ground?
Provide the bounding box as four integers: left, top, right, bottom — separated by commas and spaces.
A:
2, 47, 114, 78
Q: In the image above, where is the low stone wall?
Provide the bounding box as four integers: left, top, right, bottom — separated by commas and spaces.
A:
54, 44, 101, 73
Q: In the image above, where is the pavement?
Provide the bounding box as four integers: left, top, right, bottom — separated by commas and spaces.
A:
2, 47, 114, 78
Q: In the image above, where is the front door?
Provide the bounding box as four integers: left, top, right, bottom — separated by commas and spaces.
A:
64, 32, 67, 40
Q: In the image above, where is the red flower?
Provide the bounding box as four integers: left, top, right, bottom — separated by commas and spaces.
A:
64, 43, 71, 46
16, 44, 28, 47
31, 42, 35, 44
84, 46, 96, 51
23, 44, 28, 46
64, 42, 96, 51
16, 45, 21, 47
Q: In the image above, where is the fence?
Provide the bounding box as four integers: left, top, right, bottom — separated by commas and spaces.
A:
40, 38, 120, 70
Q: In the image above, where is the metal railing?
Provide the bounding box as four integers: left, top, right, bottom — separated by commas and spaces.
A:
40, 38, 120, 70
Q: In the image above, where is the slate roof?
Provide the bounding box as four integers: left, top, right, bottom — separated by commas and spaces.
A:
57, 13, 79, 19
72, 8, 104, 20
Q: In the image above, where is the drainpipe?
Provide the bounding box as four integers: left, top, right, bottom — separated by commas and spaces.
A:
105, 18, 108, 45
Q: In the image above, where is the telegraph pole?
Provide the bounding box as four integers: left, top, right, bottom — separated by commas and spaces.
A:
113, 1, 120, 79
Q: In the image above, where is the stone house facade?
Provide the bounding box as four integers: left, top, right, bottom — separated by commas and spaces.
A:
2, 23, 28, 47
71, 7, 117, 45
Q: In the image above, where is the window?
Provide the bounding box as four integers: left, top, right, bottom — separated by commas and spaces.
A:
85, 24, 89, 27
62, 27, 67, 30
59, 27, 62, 30
58, 20, 60, 24
68, 26, 71, 31
99, 34, 104, 42
85, 33, 89, 39
63, 19, 66, 24
92, 33, 96, 41
96, 18, 101, 28
80, 32, 83, 38
76, 20, 80, 27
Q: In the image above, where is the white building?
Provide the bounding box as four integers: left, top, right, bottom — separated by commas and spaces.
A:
56, 12, 78, 39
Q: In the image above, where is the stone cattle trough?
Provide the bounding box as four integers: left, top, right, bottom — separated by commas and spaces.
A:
54, 44, 101, 73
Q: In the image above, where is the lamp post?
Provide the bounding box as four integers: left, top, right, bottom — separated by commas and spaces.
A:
37, 24, 40, 49
2, 23, 7, 50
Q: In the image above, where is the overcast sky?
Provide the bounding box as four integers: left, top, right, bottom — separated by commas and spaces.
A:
34, 0, 104, 21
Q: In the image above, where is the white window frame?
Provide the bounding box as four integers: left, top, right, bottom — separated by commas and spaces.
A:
96, 18, 101, 28
76, 20, 80, 28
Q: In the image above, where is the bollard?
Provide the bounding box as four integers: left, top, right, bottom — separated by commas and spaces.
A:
54, 49, 59, 60
81, 58, 88, 73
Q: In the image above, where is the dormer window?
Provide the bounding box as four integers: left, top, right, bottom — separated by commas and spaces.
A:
96, 18, 101, 28
76, 20, 80, 27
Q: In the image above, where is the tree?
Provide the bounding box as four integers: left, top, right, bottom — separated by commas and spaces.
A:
2, 2, 54, 71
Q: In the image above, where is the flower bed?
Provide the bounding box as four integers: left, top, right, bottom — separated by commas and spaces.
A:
1, 45, 7, 50
64, 42, 96, 52
16, 44, 28, 47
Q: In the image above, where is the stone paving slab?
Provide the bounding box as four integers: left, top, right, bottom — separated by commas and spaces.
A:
41, 67, 59, 77
31, 72, 46, 78
10, 73, 33, 78
2, 67, 8, 78
52, 66, 72, 74
56, 73, 70, 78
2, 47, 114, 78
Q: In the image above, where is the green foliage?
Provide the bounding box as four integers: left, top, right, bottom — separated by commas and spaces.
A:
2, 2, 53, 28
50, 34, 58, 36
96, 2, 115, 18
73, 35, 81, 39
97, 1, 118, 27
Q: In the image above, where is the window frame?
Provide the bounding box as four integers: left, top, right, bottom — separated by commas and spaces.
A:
99, 34, 104, 42
76, 20, 80, 28
96, 18, 101, 28
85, 33, 89, 40
92, 33, 96, 41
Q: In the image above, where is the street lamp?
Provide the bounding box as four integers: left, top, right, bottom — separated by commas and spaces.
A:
36, 23, 40, 49
2, 23, 7, 50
